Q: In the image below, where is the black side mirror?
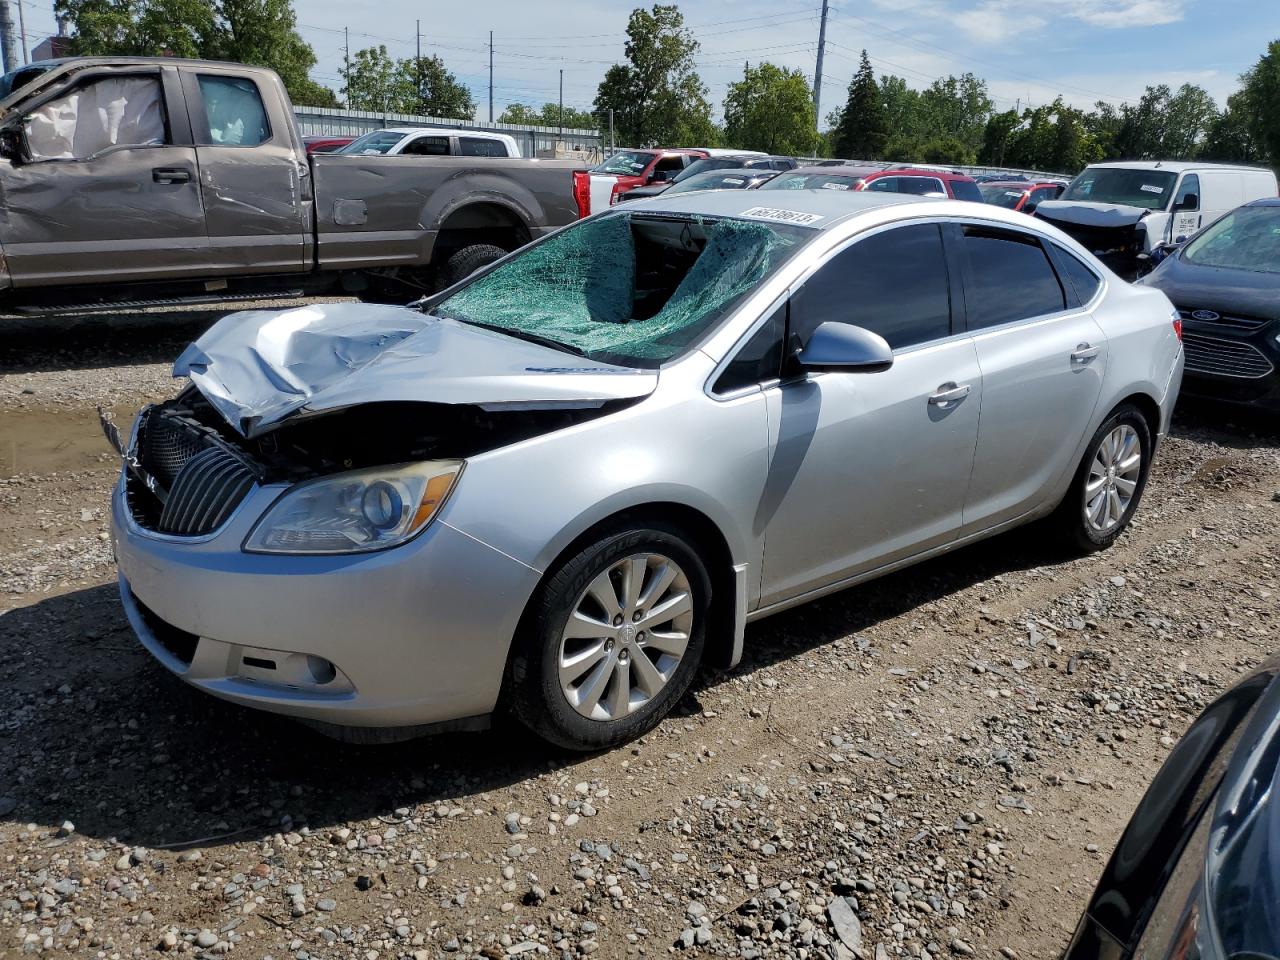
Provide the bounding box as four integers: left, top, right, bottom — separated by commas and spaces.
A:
1174, 193, 1198, 211
1023, 202, 1037, 215
797, 322, 893, 373
0, 126, 26, 163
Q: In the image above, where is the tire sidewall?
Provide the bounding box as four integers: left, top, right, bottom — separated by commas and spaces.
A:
515, 525, 710, 751
445, 244, 508, 287
1072, 405, 1153, 549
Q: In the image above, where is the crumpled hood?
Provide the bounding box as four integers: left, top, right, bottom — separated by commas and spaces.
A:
1035, 199, 1152, 229
174, 302, 657, 438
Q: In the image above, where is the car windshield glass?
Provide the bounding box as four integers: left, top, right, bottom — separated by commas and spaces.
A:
1182, 206, 1280, 274
337, 130, 407, 155
760, 173, 860, 191
672, 158, 743, 182
979, 185, 1026, 208
1060, 168, 1177, 210
665, 172, 755, 194
433, 212, 812, 368
592, 150, 654, 175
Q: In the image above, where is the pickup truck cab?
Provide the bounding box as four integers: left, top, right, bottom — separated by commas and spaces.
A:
337, 126, 521, 158
586, 148, 708, 210
0, 58, 583, 311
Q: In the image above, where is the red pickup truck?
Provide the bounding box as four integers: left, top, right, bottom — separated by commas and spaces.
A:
585, 148, 708, 208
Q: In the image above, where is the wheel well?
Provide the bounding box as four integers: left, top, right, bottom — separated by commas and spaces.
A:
434, 203, 532, 262
520, 503, 739, 673
1112, 392, 1162, 441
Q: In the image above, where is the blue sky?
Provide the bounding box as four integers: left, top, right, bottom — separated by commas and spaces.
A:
20, 0, 1280, 121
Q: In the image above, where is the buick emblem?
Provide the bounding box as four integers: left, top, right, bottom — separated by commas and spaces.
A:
1190, 309, 1221, 322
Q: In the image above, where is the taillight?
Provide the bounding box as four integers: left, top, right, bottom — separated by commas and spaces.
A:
572, 170, 591, 219
610, 182, 626, 205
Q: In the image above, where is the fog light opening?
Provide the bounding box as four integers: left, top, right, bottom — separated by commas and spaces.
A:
306, 655, 337, 685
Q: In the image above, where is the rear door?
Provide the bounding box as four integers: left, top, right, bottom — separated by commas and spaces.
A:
950, 222, 1107, 531
0, 65, 210, 286
181, 68, 308, 274
401, 134, 450, 156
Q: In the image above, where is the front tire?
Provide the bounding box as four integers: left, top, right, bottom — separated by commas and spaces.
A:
1054, 404, 1152, 551
508, 524, 710, 751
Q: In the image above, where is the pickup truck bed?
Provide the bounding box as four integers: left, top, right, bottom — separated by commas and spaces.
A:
0, 57, 585, 312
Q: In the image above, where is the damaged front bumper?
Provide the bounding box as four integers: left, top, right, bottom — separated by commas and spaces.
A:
111, 477, 541, 731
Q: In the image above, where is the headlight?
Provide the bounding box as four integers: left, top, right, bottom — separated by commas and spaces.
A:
244, 461, 462, 555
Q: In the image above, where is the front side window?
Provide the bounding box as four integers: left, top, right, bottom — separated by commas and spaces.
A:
433, 212, 812, 367
950, 179, 983, 202
402, 136, 449, 156
25, 75, 167, 160
791, 223, 952, 350
1030, 186, 1061, 205
197, 75, 269, 146
865, 176, 898, 193
1182, 205, 1280, 274
1060, 167, 1176, 211
1173, 173, 1201, 211
958, 226, 1066, 329
714, 304, 785, 394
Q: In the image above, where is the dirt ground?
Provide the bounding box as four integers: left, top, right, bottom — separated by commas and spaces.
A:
1, 303, 1278, 960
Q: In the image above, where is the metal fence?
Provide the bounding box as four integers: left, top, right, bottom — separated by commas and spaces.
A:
292, 105, 604, 161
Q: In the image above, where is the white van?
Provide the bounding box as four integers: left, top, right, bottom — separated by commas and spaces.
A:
1034, 161, 1277, 267
337, 127, 521, 158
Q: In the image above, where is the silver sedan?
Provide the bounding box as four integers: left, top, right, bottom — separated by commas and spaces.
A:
109, 191, 1184, 750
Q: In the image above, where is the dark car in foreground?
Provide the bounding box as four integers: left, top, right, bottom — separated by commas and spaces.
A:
1140, 199, 1280, 410
1063, 653, 1280, 959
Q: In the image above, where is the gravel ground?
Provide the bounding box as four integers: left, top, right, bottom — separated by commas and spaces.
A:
1, 302, 1279, 960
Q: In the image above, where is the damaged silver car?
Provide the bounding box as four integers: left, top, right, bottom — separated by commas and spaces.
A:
109, 191, 1185, 750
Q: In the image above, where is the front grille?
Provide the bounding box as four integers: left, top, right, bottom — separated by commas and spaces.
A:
1036, 214, 1141, 257
1177, 308, 1270, 332
1182, 331, 1275, 380
127, 409, 260, 536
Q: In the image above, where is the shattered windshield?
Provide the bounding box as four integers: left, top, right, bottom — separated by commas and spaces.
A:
1060, 167, 1176, 210
433, 212, 811, 368
1183, 206, 1280, 274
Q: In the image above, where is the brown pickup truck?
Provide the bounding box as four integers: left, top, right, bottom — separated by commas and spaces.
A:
0, 57, 587, 312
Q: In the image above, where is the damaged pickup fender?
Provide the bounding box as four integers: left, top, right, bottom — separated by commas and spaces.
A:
174, 302, 658, 437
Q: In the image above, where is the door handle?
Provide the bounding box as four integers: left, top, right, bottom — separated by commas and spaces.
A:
928, 382, 971, 406
152, 167, 191, 184
1071, 343, 1100, 363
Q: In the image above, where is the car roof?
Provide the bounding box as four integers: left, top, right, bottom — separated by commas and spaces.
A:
621, 188, 931, 229
381, 126, 512, 138
873, 167, 975, 182
785, 165, 882, 178
1246, 198, 1280, 207
1087, 160, 1275, 174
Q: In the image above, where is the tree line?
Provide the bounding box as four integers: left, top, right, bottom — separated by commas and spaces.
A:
54, 0, 1280, 173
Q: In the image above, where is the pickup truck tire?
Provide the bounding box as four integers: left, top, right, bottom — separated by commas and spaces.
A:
445, 244, 508, 287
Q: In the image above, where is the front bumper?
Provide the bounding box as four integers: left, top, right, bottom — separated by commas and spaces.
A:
1178, 319, 1280, 411
112, 481, 541, 728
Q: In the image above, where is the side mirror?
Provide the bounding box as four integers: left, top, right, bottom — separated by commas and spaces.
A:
797, 322, 893, 373
1023, 202, 1037, 215
1174, 193, 1198, 211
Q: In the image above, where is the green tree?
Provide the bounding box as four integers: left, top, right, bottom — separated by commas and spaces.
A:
722, 61, 816, 155
592, 5, 714, 146
57, 0, 337, 107
1240, 40, 1280, 166
978, 109, 1020, 167
341, 45, 400, 111
831, 50, 887, 159
499, 102, 601, 131
1203, 89, 1260, 162
399, 55, 475, 118
919, 73, 991, 155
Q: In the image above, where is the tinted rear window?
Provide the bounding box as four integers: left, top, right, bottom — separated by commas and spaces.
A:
459, 137, 507, 157
1053, 246, 1102, 302
959, 227, 1066, 329
951, 179, 983, 202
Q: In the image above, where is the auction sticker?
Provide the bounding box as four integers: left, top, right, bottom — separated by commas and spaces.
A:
739, 206, 826, 226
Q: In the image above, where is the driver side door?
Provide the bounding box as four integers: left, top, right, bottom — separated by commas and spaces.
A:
0, 66, 210, 287
757, 222, 982, 608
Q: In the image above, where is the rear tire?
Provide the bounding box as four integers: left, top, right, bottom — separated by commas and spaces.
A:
1052, 403, 1152, 552
507, 523, 710, 752
444, 244, 508, 287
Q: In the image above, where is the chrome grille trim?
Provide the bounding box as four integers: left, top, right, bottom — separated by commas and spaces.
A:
1177, 308, 1270, 332
158, 446, 258, 536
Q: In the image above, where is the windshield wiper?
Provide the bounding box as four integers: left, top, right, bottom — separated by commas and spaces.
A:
441, 316, 592, 358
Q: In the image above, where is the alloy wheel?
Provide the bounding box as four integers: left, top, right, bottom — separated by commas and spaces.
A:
557, 553, 694, 721
1084, 424, 1142, 533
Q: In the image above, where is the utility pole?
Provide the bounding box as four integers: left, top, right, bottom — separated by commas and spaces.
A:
0, 0, 16, 75
608, 108, 614, 153
15, 0, 25, 65
488, 31, 494, 124
558, 68, 564, 137
812, 0, 829, 125
343, 26, 350, 108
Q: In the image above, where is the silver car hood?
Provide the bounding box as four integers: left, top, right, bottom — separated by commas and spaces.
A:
1035, 200, 1150, 228
174, 302, 657, 437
